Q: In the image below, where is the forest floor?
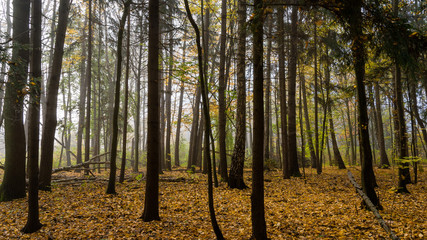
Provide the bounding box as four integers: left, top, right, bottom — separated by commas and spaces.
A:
0, 166, 425, 239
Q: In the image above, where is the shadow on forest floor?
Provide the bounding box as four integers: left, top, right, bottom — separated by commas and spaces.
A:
0, 166, 425, 239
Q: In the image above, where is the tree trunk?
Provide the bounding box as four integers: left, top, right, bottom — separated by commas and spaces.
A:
251, 0, 268, 238
328, 105, 346, 169
119, 11, 131, 183
165, 11, 174, 171
228, 0, 247, 190
394, 66, 411, 193
347, 0, 381, 208
22, 0, 43, 231
264, 16, 272, 166
278, 7, 289, 179
0, 0, 30, 202
218, 0, 228, 182
38, 0, 71, 191
184, 0, 224, 238
142, 0, 160, 221
84, 0, 93, 173
174, 25, 187, 167
287, 6, 301, 178
301, 72, 317, 171
106, 0, 131, 195
374, 82, 390, 168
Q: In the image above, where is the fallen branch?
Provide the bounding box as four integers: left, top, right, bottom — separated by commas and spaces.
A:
52, 161, 110, 174
347, 171, 399, 240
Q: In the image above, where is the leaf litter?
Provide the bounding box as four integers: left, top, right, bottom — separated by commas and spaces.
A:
0, 167, 425, 239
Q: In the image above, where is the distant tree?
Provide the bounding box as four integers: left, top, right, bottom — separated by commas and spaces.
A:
22, 0, 43, 232
0, 0, 30, 202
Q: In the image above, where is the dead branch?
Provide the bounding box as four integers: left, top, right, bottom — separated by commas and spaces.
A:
347, 171, 400, 240
52, 161, 110, 174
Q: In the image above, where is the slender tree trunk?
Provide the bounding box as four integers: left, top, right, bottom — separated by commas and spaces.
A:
346, 99, 356, 165
174, 26, 187, 167
184, 0, 224, 238
288, 6, 301, 178
374, 82, 390, 168
84, 0, 93, 172
394, 66, 411, 193
142, 0, 160, 221
38, 0, 71, 191
229, 0, 247, 189
218, 0, 228, 182
134, 14, 144, 173
313, 16, 319, 169
165, 13, 174, 171
329, 105, 346, 169
278, 7, 289, 179
0, 0, 30, 202
22, 0, 43, 231
264, 16, 272, 166
76, 9, 88, 170
119, 12, 131, 183
106, 0, 131, 194
301, 72, 317, 171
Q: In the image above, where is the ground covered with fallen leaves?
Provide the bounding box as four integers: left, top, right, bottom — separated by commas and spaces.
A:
0, 166, 425, 239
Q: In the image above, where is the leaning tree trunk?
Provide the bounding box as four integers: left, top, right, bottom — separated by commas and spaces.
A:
184, 0, 224, 238
38, 0, 71, 191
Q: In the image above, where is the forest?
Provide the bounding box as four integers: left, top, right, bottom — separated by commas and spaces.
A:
0, 0, 426, 239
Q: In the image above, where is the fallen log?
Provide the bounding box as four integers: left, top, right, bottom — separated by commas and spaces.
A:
52, 161, 110, 174
347, 171, 399, 240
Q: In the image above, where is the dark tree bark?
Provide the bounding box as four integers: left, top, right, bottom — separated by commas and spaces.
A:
119, 12, 131, 183
106, 0, 131, 195
287, 6, 301, 178
346, 99, 356, 165
301, 72, 317, 172
142, 0, 161, 221
251, 0, 268, 239
218, 0, 228, 182
38, 0, 71, 191
187, 88, 201, 170
328, 105, 346, 169
374, 82, 390, 168
346, 0, 381, 208
229, 0, 247, 190
0, 0, 30, 202
22, 0, 43, 232
184, 0, 224, 238
394, 66, 411, 193
264, 16, 272, 165
313, 16, 319, 169
134, 13, 144, 173
278, 7, 290, 179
